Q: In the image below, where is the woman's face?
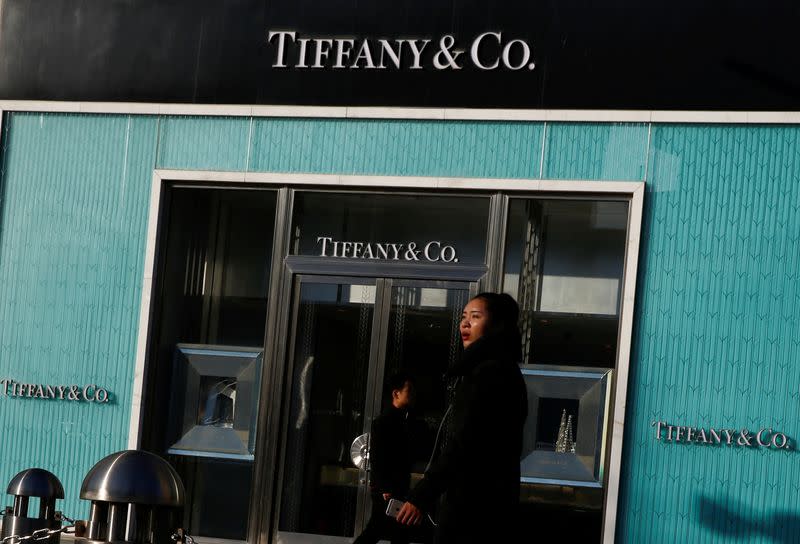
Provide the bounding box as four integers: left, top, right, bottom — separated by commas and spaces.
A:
460, 297, 489, 348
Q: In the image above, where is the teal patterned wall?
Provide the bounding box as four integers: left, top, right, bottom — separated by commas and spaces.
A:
1, 112, 797, 543
617, 125, 800, 543
0, 113, 158, 517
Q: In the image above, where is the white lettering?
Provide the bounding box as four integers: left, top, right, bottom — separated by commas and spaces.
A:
267, 31, 296, 68
341, 241, 353, 257
297, 38, 311, 68
389, 244, 403, 260
312, 39, 334, 68
424, 241, 441, 262
362, 244, 375, 259
721, 429, 735, 445
440, 245, 457, 263
772, 433, 789, 449
317, 236, 333, 257
405, 39, 431, 69
352, 41, 376, 69
470, 32, 501, 70
378, 39, 403, 69
502, 39, 531, 70
334, 39, 355, 68
82, 384, 96, 402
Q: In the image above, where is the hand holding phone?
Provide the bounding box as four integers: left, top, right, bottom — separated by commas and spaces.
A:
396, 501, 423, 526
385, 498, 405, 518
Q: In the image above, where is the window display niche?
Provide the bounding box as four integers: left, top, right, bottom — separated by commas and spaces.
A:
520, 365, 612, 487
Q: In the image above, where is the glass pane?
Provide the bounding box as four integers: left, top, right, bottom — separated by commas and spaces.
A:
290, 192, 490, 265
382, 284, 469, 476
148, 188, 278, 540
503, 199, 628, 367
278, 282, 376, 539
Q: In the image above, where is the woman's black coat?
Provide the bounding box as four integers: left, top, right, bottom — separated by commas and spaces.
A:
409, 332, 528, 543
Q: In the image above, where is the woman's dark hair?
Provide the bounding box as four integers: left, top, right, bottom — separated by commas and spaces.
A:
472, 292, 520, 335
471, 292, 523, 361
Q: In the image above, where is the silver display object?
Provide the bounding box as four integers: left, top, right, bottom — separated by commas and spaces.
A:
167, 344, 263, 461
520, 365, 612, 488
350, 433, 370, 470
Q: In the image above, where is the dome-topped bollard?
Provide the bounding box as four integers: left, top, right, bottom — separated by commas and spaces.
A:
1, 468, 65, 543
74, 450, 185, 544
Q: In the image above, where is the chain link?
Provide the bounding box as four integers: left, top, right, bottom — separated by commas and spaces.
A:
2, 513, 191, 543
1, 524, 75, 543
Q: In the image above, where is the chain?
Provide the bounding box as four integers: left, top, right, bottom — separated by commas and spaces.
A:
1, 524, 75, 543
1, 515, 192, 543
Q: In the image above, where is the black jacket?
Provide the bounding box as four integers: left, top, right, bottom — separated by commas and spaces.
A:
369, 405, 414, 496
409, 332, 528, 543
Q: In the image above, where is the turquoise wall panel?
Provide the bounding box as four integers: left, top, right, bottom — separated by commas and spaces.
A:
543, 122, 649, 180
249, 118, 543, 179
0, 112, 157, 517
617, 125, 800, 543
157, 115, 250, 171
3, 111, 799, 543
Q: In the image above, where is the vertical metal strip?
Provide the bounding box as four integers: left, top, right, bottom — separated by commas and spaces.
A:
601, 186, 645, 544
250, 187, 293, 544
261, 272, 304, 544
354, 278, 393, 534
483, 193, 509, 292
370, 279, 394, 421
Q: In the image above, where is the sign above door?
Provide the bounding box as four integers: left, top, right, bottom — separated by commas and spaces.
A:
316, 237, 459, 263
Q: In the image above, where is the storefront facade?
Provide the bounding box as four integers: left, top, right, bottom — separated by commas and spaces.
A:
1, 1, 800, 543
1, 106, 798, 543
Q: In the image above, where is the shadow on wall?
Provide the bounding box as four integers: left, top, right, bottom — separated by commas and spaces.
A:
698, 495, 800, 543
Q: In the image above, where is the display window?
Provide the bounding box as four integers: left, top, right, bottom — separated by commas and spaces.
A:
142, 187, 279, 540
503, 197, 629, 538
137, 179, 639, 543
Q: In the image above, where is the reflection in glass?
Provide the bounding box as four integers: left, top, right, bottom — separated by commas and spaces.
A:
198, 376, 237, 427
503, 199, 628, 367
149, 188, 278, 540
383, 284, 470, 465
278, 282, 375, 539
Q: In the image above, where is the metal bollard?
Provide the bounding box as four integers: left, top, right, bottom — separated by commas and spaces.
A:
73, 450, 185, 544
0, 468, 65, 543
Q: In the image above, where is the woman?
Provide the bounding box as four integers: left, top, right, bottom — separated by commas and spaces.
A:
397, 292, 528, 543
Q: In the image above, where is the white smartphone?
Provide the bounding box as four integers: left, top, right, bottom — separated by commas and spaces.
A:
385, 498, 405, 518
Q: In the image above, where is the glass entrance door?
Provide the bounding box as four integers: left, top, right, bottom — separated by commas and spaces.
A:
276, 276, 472, 544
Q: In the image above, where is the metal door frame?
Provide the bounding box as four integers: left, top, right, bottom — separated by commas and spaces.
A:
357, 277, 477, 533
265, 263, 483, 544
